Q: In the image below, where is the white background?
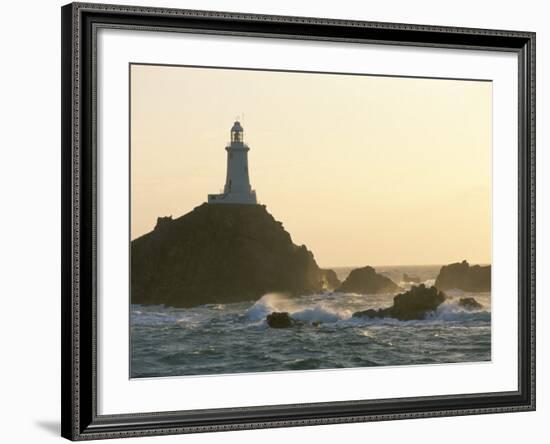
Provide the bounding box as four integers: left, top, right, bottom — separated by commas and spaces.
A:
0, 0, 546, 443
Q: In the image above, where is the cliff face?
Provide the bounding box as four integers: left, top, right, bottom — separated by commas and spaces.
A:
337, 266, 400, 294
434, 260, 491, 292
131, 204, 337, 308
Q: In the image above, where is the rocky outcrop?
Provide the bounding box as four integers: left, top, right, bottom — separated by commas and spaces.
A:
131, 203, 338, 308
265, 312, 323, 328
321, 269, 341, 290
402, 273, 421, 284
434, 260, 491, 292
458, 297, 483, 311
266, 312, 297, 328
337, 266, 400, 295
353, 284, 446, 321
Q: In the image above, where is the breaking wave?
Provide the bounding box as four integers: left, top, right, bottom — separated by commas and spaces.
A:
291, 304, 352, 323
347, 300, 490, 326
245, 292, 490, 327
131, 265, 491, 377
246, 293, 352, 324
245, 293, 294, 321
398, 278, 436, 289
428, 299, 491, 322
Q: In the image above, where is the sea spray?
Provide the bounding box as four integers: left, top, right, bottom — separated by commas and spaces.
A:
427, 299, 491, 322
131, 266, 491, 377
245, 293, 295, 321
291, 303, 352, 323
247, 293, 353, 324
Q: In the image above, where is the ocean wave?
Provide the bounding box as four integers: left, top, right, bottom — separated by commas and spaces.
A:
245, 293, 294, 321
202, 303, 226, 310
131, 305, 210, 327
345, 300, 490, 326
132, 312, 180, 326
397, 278, 436, 289
423, 279, 436, 287
245, 292, 491, 327
246, 293, 352, 324
134, 291, 490, 329
291, 304, 352, 323
427, 300, 491, 322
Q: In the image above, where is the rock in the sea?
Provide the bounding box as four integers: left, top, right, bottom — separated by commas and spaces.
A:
131, 203, 335, 308
458, 297, 483, 311
321, 269, 341, 290
337, 266, 400, 294
434, 260, 491, 292
266, 312, 296, 328
402, 273, 421, 284
353, 284, 446, 321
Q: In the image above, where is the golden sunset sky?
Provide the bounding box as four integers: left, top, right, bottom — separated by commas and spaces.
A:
130, 64, 492, 267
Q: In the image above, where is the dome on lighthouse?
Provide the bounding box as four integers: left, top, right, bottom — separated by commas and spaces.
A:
231, 121, 243, 132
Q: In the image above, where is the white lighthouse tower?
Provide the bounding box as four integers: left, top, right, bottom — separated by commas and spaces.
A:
208, 121, 258, 205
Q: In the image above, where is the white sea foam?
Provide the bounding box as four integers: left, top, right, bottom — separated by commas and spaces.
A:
397, 278, 436, 289
245, 293, 295, 321
246, 293, 353, 324
341, 298, 490, 327
291, 303, 353, 323
427, 300, 490, 322
131, 268, 491, 377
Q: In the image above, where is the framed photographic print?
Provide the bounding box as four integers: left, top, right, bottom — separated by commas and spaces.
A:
61, 2, 536, 440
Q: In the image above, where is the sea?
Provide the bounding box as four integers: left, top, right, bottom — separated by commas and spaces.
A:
130, 265, 491, 378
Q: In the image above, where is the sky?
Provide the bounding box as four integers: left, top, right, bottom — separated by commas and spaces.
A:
130, 64, 492, 267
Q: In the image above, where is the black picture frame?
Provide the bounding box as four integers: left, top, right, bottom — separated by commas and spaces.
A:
61, 2, 536, 440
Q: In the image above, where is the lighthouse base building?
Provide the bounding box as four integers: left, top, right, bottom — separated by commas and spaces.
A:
208, 121, 258, 205
208, 190, 257, 205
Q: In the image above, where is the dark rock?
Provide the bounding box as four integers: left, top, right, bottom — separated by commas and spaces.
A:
353, 284, 446, 321
154, 215, 173, 230
389, 285, 446, 320
458, 297, 483, 311
321, 269, 341, 290
131, 204, 329, 308
402, 273, 421, 284
266, 312, 296, 328
353, 308, 380, 318
434, 260, 491, 292
337, 266, 400, 294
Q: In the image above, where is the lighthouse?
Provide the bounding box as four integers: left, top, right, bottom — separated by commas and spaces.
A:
208, 121, 258, 205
